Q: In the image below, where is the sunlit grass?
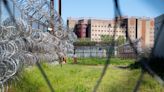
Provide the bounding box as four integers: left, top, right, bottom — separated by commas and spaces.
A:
67, 57, 134, 66
12, 62, 164, 92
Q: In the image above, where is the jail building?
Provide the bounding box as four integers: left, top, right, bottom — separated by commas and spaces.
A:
67, 17, 154, 49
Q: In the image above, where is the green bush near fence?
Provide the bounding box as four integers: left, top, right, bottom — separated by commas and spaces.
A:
67, 57, 134, 66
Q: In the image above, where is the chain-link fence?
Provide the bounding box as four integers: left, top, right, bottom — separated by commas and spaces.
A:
0, 0, 164, 92
74, 46, 111, 58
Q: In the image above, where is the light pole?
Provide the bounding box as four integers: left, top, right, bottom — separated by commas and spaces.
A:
58, 0, 62, 31
0, 1, 1, 27
58, 0, 61, 16
50, 0, 55, 34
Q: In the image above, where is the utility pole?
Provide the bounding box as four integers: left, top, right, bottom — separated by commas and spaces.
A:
50, 0, 55, 34
58, 0, 62, 31
13, 1, 15, 19
58, 0, 61, 16
0, 1, 1, 27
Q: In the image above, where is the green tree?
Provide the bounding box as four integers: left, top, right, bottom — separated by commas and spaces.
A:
77, 38, 91, 42
74, 38, 96, 46
100, 35, 113, 43
116, 36, 125, 45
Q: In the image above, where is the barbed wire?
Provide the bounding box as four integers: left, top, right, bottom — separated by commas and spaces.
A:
0, 0, 77, 92
0, 0, 164, 92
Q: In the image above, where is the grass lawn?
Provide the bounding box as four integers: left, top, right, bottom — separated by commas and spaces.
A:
11, 58, 164, 92
67, 57, 134, 66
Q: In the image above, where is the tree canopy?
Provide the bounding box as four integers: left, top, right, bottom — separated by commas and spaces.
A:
101, 35, 125, 45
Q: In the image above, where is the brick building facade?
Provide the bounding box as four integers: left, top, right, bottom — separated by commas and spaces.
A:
67, 17, 154, 49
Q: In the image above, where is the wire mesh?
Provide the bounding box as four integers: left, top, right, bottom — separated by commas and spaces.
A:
0, 0, 164, 92
0, 0, 77, 92
93, 0, 164, 92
